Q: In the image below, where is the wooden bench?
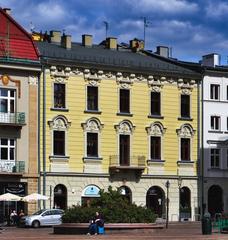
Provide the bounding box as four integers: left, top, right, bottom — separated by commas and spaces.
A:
53, 223, 164, 235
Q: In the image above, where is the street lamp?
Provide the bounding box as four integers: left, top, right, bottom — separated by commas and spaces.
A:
178, 177, 182, 222
165, 180, 170, 229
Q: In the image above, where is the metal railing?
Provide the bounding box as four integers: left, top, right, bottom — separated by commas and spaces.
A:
0, 112, 25, 125
109, 155, 146, 167
0, 160, 25, 173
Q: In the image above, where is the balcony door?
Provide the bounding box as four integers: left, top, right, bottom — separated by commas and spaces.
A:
119, 135, 130, 166
0, 88, 15, 123
0, 88, 15, 113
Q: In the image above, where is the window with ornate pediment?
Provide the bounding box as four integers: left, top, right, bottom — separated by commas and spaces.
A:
81, 118, 103, 159
146, 122, 166, 161
48, 115, 71, 159
176, 124, 195, 162
114, 120, 135, 166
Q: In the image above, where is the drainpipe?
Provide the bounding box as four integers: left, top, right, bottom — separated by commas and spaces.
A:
42, 63, 46, 209
201, 73, 205, 217
37, 70, 41, 209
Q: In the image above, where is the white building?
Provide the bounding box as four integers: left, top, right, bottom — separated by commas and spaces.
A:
202, 53, 228, 216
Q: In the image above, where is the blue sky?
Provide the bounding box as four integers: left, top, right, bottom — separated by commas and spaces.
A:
1, 0, 228, 64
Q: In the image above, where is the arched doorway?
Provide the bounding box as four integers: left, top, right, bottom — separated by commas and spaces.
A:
54, 184, 67, 210
180, 187, 191, 220
208, 185, 223, 217
146, 186, 165, 217
119, 186, 132, 203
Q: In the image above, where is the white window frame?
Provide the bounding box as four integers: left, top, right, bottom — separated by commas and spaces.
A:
210, 148, 220, 168
82, 118, 103, 159
48, 116, 71, 159
146, 122, 165, 161
210, 115, 220, 131
0, 138, 15, 161
0, 88, 15, 113
176, 124, 195, 162
210, 84, 220, 100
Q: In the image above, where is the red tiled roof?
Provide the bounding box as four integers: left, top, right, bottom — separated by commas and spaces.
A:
0, 8, 39, 61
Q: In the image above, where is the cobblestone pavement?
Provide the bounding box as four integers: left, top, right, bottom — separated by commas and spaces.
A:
1, 222, 228, 240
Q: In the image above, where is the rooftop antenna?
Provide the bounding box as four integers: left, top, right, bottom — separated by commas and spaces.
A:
30, 21, 35, 32
169, 47, 172, 58
103, 21, 109, 39
141, 17, 152, 49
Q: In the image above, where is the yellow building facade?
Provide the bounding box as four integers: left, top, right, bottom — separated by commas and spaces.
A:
37, 34, 201, 221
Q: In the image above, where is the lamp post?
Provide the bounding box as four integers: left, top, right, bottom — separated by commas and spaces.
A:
165, 180, 170, 229
178, 177, 182, 222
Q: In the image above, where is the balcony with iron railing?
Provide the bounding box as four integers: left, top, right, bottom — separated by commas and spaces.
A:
0, 160, 25, 174
0, 112, 26, 126
109, 155, 146, 176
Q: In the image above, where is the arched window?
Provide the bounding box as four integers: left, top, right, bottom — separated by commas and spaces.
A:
81, 185, 101, 206
119, 186, 132, 203
48, 115, 71, 158
146, 186, 165, 217
146, 122, 166, 161
54, 184, 67, 210
208, 185, 223, 217
114, 120, 135, 166
180, 187, 191, 219
177, 124, 195, 161
81, 118, 103, 158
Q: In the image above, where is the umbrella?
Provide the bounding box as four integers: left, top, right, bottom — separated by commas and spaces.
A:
22, 193, 49, 202
0, 193, 21, 201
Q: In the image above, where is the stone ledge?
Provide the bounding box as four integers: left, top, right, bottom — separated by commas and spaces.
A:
53, 223, 164, 235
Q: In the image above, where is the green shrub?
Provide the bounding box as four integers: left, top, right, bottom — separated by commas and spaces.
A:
62, 186, 157, 223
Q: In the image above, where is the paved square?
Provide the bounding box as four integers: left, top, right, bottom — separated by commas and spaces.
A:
1, 222, 228, 240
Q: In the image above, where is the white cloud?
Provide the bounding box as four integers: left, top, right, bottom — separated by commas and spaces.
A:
126, 0, 198, 14
206, 1, 228, 18
37, 1, 65, 20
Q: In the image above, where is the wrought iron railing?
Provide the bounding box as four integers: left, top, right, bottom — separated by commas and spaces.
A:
109, 155, 146, 167
0, 160, 25, 173
0, 112, 25, 125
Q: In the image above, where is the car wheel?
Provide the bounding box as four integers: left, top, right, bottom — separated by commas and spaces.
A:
32, 220, 40, 228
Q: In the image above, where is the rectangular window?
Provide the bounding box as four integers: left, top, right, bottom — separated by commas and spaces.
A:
53, 131, 65, 156
151, 92, 161, 115
181, 95, 190, 118
87, 133, 98, 157
0, 138, 15, 161
119, 89, 130, 113
54, 83, 65, 108
150, 136, 161, 160
181, 138, 190, 161
119, 135, 130, 166
210, 116, 220, 130
210, 84, 220, 100
211, 149, 220, 168
87, 86, 98, 111
227, 117, 228, 131
0, 88, 15, 113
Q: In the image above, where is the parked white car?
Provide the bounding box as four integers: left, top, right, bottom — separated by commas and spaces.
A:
21, 209, 64, 228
